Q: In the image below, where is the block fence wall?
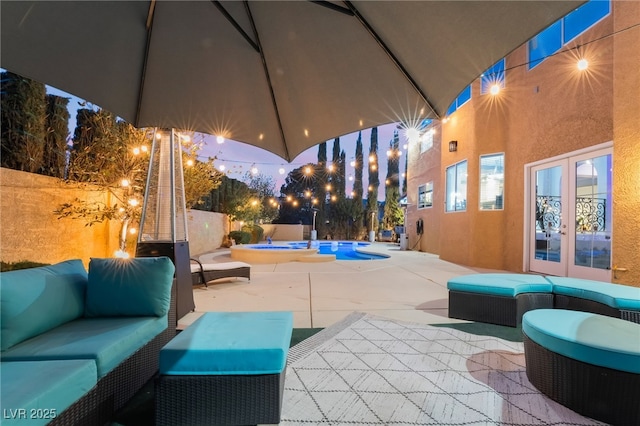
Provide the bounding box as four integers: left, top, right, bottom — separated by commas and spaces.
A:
1, 168, 228, 267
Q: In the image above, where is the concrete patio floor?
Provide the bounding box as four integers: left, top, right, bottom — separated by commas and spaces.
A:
179, 242, 502, 329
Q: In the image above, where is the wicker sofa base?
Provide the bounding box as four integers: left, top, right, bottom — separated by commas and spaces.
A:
523, 333, 640, 425
156, 369, 286, 426
554, 294, 638, 322
448, 291, 553, 327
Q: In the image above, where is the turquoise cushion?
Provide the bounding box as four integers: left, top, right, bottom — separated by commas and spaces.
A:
447, 273, 552, 297
547, 277, 640, 310
160, 311, 293, 375
523, 309, 640, 374
1, 316, 166, 378
85, 257, 174, 317
0, 259, 87, 351
0, 360, 97, 426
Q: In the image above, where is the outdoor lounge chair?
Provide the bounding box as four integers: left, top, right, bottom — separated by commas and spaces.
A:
190, 258, 251, 287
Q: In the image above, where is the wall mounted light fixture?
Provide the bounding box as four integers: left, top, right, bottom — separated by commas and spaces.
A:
449, 140, 458, 152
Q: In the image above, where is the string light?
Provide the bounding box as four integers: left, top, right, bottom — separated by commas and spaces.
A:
577, 58, 589, 70
216, 135, 225, 144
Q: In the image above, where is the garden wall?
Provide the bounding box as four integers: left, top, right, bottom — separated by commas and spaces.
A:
0, 168, 227, 266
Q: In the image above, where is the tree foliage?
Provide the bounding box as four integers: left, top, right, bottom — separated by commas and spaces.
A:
366, 127, 380, 231
208, 175, 260, 225
182, 139, 223, 209
1, 71, 47, 173
43, 94, 70, 178
382, 130, 404, 230
351, 131, 365, 237
245, 172, 279, 223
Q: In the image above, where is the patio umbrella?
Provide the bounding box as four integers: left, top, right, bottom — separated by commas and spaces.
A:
1, 1, 583, 161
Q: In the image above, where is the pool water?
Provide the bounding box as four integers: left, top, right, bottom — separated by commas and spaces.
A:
288, 241, 388, 261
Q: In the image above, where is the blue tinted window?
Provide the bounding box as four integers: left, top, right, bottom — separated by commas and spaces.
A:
564, 0, 610, 43
458, 85, 471, 107
445, 85, 471, 116
528, 21, 562, 69
481, 59, 505, 94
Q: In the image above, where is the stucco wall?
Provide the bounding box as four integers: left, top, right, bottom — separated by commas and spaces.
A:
186, 209, 228, 256
1, 168, 229, 265
406, 123, 442, 254
406, 2, 640, 285
612, 0, 640, 285
261, 224, 304, 241
0, 168, 118, 267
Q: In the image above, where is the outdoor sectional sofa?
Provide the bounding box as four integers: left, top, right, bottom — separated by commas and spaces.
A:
0, 257, 177, 426
447, 273, 640, 326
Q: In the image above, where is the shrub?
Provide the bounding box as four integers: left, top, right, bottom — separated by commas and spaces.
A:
229, 231, 251, 245
243, 224, 264, 243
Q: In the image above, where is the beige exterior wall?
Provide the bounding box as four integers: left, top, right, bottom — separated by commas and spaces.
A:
407, 2, 639, 286
186, 209, 228, 256
261, 224, 305, 241
1, 168, 118, 267
1, 168, 229, 265
612, 0, 640, 285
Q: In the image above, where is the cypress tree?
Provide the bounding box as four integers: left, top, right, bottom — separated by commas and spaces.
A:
366, 127, 379, 232
43, 94, 70, 177
0, 71, 47, 173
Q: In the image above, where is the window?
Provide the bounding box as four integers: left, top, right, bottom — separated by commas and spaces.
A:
445, 160, 467, 212
420, 130, 433, 153
418, 182, 433, 209
528, 0, 610, 69
564, 0, 610, 43
528, 21, 562, 69
446, 85, 472, 116
479, 153, 504, 210
481, 59, 505, 94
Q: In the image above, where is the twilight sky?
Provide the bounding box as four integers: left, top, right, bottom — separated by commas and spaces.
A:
47, 85, 405, 198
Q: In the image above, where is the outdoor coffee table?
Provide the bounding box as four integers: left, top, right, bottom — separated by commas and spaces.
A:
155, 311, 293, 426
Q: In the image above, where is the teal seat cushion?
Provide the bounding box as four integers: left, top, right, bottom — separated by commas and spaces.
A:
160, 311, 293, 375
0, 359, 97, 426
547, 277, 640, 310
523, 309, 640, 374
0, 259, 87, 351
447, 273, 552, 297
1, 316, 166, 378
85, 256, 174, 317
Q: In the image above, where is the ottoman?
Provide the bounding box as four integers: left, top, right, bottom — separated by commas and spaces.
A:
156, 311, 293, 426
447, 273, 553, 327
523, 309, 640, 425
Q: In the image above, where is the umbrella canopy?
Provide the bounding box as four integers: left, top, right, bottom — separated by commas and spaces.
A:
1, 1, 583, 161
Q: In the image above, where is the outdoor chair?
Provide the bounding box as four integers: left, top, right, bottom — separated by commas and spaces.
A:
190, 258, 251, 288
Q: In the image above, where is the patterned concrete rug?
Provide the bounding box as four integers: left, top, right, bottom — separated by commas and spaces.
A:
282, 313, 604, 425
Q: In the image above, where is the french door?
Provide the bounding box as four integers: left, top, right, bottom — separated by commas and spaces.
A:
528, 147, 612, 281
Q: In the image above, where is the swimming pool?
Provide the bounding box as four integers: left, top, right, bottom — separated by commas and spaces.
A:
229, 241, 389, 263
288, 241, 388, 260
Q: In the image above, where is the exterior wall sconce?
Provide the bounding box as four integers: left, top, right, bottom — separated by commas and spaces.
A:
449, 140, 458, 152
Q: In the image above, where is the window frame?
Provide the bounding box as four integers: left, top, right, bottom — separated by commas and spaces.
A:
445, 160, 468, 213
479, 153, 505, 211
418, 181, 433, 209
528, 0, 610, 70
